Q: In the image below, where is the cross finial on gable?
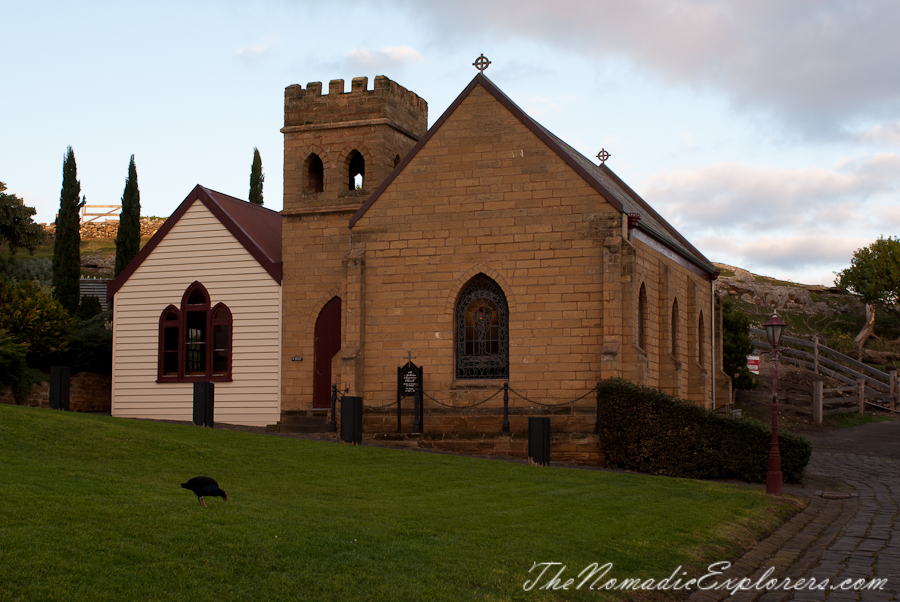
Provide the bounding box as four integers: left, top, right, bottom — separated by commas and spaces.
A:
473, 54, 491, 73
597, 149, 611, 165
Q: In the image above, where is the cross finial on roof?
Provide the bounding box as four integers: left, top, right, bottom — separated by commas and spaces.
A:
597, 149, 611, 165
473, 54, 491, 73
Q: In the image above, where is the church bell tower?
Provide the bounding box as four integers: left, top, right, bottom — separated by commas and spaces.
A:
280, 76, 427, 413
281, 75, 428, 213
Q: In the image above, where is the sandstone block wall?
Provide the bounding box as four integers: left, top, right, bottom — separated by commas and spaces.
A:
282, 75, 427, 214
281, 78, 725, 418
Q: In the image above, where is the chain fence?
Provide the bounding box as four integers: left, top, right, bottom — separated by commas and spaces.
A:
335, 383, 600, 410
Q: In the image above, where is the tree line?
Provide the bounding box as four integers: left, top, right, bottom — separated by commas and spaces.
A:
1, 147, 265, 398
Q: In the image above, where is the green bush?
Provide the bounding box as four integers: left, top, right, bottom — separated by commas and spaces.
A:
0, 330, 27, 389
0, 256, 53, 286
599, 378, 811, 483
65, 311, 112, 374
722, 299, 756, 390
75, 295, 103, 321
0, 277, 73, 364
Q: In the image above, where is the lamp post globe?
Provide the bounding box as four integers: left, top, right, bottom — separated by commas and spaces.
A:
764, 313, 786, 347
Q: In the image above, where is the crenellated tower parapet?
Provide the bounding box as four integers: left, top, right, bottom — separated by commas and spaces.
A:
282, 75, 428, 214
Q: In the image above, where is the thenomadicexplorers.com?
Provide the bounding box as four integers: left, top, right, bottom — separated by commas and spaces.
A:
523, 562, 889, 595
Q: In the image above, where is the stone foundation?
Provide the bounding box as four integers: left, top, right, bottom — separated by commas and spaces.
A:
360, 405, 600, 435
0, 372, 110, 413
294, 405, 606, 466
368, 432, 605, 467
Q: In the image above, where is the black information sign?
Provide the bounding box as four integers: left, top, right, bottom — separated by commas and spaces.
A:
399, 362, 422, 397
396, 360, 424, 433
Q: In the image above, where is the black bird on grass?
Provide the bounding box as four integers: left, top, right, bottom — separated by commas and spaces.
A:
181, 476, 227, 507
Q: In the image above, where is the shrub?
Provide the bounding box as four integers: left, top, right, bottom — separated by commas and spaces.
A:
722, 299, 756, 390
65, 311, 112, 374
599, 378, 811, 483
76, 295, 103, 321
0, 256, 53, 286
0, 329, 27, 389
0, 277, 73, 364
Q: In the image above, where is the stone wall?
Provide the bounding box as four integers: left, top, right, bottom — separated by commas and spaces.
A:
280, 76, 729, 424
369, 433, 604, 467
282, 75, 427, 214
0, 372, 111, 412
41, 218, 165, 240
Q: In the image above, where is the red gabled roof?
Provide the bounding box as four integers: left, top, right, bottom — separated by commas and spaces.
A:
349, 72, 716, 277
107, 185, 282, 301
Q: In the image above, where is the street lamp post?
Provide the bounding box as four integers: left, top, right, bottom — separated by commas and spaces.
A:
764, 312, 786, 496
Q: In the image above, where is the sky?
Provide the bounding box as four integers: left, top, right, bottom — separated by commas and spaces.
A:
3, 0, 899, 286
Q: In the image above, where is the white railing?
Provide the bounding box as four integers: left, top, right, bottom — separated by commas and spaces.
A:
80, 204, 121, 224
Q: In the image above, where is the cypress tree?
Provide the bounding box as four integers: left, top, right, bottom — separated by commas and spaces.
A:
249, 147, 264, 206
52, 147, 85, 314
115, 155, 141, 277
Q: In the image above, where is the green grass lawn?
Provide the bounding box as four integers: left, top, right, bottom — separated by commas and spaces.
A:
826, 412, 895, 428
0, 406, 801, 602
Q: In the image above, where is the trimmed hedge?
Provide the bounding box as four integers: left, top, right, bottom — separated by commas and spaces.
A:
599, 378, 811, 483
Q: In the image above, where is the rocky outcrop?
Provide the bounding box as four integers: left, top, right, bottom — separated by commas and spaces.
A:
715, 263, 861, 316
41, 218, 165, 240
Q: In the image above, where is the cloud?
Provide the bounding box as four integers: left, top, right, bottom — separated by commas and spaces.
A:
641, 154, 900, 234
345, 45, 423, 71
359, 0, 900, 135
236, 35, 281, 62
701, 234, 868, 273
639, 154, 900, 283
863, 123, 900, 146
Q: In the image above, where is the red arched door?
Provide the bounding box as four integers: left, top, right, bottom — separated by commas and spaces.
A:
313, 297, 341, 409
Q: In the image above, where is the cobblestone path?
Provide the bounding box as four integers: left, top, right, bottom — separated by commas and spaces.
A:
689, 420, 900, 602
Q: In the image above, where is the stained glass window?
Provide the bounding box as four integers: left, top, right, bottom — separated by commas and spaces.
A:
456, 274, 509, 380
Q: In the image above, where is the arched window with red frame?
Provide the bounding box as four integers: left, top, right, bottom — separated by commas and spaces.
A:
183, 284, 210, 375
157, 282, 232, 382
211, 303, 232, 377
159, 306, 180, 379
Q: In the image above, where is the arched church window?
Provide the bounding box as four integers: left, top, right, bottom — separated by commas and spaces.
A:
157, 281, 232, 382
184, 283, 209, 375
348, 150, 365, 190
305, 153, 324, 193
638, 283, 647, 350
160, 306, 180, 377
698, 311, 705, 366
671, 299, 679, 357
393, 154, 401, 168
455, 274, 509, 380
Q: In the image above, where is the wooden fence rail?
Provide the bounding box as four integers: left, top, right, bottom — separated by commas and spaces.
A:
752, 336, 890, 391
747, 327, 900, 424
80, 204, 121, 224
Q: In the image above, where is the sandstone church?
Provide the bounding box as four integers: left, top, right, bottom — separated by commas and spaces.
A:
107, 66, 731, 430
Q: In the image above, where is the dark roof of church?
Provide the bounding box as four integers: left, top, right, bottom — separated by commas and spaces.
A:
107, 185, 282, 301
350, 72, 716, 277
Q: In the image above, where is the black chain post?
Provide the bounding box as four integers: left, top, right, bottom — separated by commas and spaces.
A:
502, 382, 510, 435
413, 383, 421, 434
329, 384, 337, 433
416, 383, 423, 434
594, 382, 601, 434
